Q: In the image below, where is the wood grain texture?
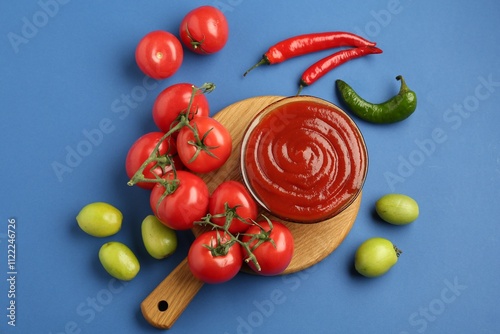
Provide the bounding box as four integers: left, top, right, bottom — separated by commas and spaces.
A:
141, 258, 203, 329
141, 96, 362, 329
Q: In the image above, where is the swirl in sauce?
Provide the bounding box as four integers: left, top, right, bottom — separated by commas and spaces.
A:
241, 97, 367, 223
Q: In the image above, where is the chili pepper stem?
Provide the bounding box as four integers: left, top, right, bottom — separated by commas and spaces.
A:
243, 57, 269, 77
297, 81, 308, 95
396, 75, 409, 93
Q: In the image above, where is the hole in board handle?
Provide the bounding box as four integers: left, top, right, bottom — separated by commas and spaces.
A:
158, 300, 169, 312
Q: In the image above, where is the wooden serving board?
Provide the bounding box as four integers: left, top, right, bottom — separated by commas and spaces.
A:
141, 96, 362, 329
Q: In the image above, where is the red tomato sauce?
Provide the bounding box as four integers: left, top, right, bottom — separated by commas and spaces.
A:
241, 98, 367, 223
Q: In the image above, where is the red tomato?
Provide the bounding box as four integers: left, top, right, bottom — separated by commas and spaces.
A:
135, 30, 183, 79
241, 221, 294, 276
209, 181, 258, 234
188, 231, 243, 284
125, 132, 178, 189
176, 116, 232, 173
152, 83, 210, 133
150, 170, 209, 230
179, 6, 229, 55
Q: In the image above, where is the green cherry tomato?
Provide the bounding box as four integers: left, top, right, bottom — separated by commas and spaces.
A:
354, 237, 401, 278
141, 215, 178, 259
375, 193, 419, 225
76, 202, 123, 237
99, 242, 140, 281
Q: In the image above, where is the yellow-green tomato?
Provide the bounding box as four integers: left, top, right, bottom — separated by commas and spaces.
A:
141, 215, 178, 259
375, 193, 419, 225
355, 237, 400, 278
99, 242, 140, 281
76, 202, 123, 237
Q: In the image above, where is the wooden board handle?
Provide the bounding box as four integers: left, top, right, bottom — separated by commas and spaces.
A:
141, 257, 204, 329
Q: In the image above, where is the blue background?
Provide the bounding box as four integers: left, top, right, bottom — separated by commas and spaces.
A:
1, 0, 499, 333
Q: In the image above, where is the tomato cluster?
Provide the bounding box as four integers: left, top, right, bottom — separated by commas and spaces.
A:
189, 181, 294, 283
135, 6, 229, 79
126, 82, 231, 227
126, 82, 294, 283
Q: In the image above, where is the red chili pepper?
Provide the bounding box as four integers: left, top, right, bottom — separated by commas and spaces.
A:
243, 32, 377, 76
297, 46, 383, 94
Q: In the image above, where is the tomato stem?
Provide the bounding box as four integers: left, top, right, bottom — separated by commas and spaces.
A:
242, 217, 276, 251
222, 203, 249, 231
241, 243, 261, 272
186, 126, 221, 163
203, 231, 237, 257
394, 245, 403, 258
185, 24, 208, 54
194, 212, 277, 272
126, 122, 183, 188
197, 82, 216, 94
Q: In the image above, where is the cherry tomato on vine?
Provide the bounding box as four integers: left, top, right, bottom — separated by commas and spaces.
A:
179, 6, 229, 55
152, 83, 210, 133
150, 170, 209, 230
125, 132, 179, 190
241, 221, 294, 276
209, 181, 258, 234
177, 116, 232, 173
188, 230, 243, 284
135, 30, 183, 79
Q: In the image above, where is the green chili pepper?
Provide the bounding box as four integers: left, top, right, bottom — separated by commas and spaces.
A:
336, 75, 417, 124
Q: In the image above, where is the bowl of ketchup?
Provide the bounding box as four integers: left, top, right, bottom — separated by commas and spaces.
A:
240, 95, 368, 224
